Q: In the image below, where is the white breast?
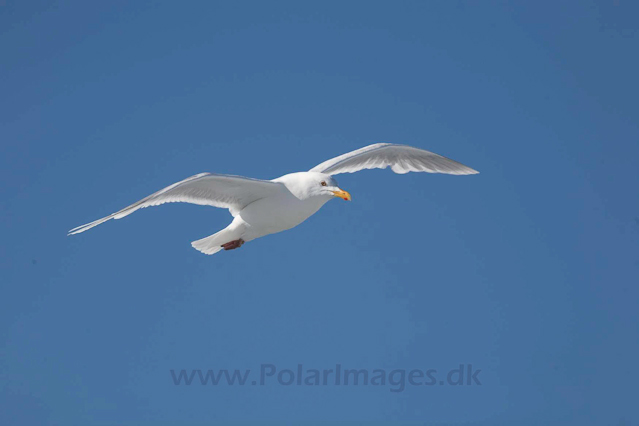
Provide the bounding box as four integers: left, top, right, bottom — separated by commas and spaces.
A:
237, 191, 330, 240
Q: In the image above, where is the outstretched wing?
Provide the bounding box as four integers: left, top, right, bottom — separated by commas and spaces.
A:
68, 173, 282, 235
310, 143, 478, 176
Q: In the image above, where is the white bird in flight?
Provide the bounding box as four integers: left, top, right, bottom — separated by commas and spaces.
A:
68, 143, 478, 254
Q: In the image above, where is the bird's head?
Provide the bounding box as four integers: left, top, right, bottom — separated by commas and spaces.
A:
276, 172, 351, 201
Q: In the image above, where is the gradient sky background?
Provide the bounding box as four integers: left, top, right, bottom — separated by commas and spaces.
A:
2, 1, 638, 425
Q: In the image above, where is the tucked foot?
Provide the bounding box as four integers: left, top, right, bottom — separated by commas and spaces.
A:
221, 239, 245, 251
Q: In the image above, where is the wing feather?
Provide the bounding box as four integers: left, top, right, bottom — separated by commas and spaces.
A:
309, 143, 478, 176
68, 173, 282, 235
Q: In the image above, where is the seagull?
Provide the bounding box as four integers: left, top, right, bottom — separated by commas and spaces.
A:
68, 143, 478, 254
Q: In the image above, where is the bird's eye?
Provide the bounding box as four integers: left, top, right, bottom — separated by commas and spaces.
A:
321, 181, 327, 186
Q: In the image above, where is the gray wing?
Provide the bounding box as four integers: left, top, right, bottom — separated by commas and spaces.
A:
68, 173, 282, 235
310, 143, 479, 175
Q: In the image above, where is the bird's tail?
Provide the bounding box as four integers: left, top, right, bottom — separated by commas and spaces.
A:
191, 226, 242, 255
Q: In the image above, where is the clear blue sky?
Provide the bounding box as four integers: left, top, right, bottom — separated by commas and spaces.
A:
2, 1, 638, 424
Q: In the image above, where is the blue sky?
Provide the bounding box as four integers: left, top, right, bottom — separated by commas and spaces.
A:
1, 1, 638, 424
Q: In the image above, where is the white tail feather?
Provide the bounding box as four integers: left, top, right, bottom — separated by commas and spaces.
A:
191, 227, 241, 255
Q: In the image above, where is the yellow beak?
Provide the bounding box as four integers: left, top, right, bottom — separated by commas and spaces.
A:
332, 189, 352, 201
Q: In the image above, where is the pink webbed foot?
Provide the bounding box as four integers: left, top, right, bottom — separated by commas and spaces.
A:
221, 239, 245, 251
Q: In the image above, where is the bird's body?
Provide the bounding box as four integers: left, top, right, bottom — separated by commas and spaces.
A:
242, 173, 332, 236
194, 173, 335, 254
69, 143, 478, 254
